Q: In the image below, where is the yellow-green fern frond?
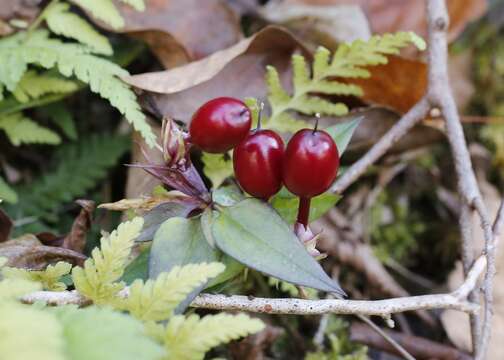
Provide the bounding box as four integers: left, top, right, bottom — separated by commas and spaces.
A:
72, 217, 143, 304
266, 31, 425, 125
122, 262, 225, 322
162, 313, 264, 360
0, 176, 18, 204
46, 3, 112, 55
12, 70, 78, 103
3, 262, 72, 291
0, 278, 41, 301
0, 113, 61, 146
73, 0, 145, 30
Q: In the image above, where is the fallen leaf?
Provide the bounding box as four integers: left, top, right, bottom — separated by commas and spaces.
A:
99, 191, 194, 213
284, 0, 487, 42
125, 26, 309, 122
0, 19, 13, 36
348, 55, 427, 114
77, 0, 242, 68
0, 208, 12, 243
229, 323, 284, 360
62, 200, 95, 254
0, 234, 86, 269
0, 0, 41, 23
259, 2, 371, 49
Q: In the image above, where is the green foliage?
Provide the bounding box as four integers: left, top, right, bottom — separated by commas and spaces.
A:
267, 32, 425, 126
0, 176, 18, 204
121, 262, 225, 321
161, 313, 264, 360
51, 305, 164, 360
3, 261, 72, 291
72, 217, 143, 305
202, 152, 234, 189
13, 133, 129, 219
0, 112, 61, 146
40, 102, 77, 140
12, 71, 78, 103
73, 0, 145, 30
46, 3, 113, 55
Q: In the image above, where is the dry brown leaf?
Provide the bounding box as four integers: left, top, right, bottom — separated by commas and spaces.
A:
99, 191, 191, 213
0, 0, 41, 23
0, 208, 12, 243
77, 0, 242, 68
260, 2, 371, 49
348, 55, 428, 114
124, 26, 309, 122
61, 200, 95, 254
284, 0, 487, 42
0, 234, 86, 269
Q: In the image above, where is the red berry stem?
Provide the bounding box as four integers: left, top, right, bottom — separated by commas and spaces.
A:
297, 196, 311, 228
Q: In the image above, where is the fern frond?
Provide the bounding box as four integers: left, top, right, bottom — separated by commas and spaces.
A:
202, 153, 233, 189
13, 70, 78, 103
0, 278, 41, 300
267, 31, 425, 125
46, 3, 113, 55
41, 102, 77, 140
14, 133, 129, 219
3, 262, 72, 291
0, 30, 155, 146
0, 176, 18, 204
0, 112, 61, 146
162, 313, 264, 360
72, 217, 143, 304
72, 0, 125, 29
122, 262, 225, 322
267, 112, 308, 132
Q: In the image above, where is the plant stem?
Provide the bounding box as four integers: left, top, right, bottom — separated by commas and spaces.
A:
297, 196, 311, 228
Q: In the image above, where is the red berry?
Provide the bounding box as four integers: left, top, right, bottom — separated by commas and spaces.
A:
282, 129, 339, 198
233, 129, 284, 200
189, 97, 251, 153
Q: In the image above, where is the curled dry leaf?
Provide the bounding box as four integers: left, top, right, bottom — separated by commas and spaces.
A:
77, 0, 242, 68
99, 191, 192, 213
0, 234, 86, 269
61, 200, 95, 254
284, 0, 487, 42
124, 26, 309, 122
259, 1, 371, 48
0, 208, 12, 243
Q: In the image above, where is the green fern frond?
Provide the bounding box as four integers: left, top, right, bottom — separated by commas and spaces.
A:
202, 153, 234, 189
267, 112, 308, 132
72, 217, 143, 305
122, 262, 225, 322
0, 30, 155, 146
73, 0, 145, 30
162, 313, 264, 360
3, 262, 72, 291
14, 133, 129, 218
46, 3, 113, 55
0, 176, 18, 204
13, 70, 78, 103
267, 31, 425, 124
0, 278, 41, 301
41, 102, 77, 140
0, 112, 61, 146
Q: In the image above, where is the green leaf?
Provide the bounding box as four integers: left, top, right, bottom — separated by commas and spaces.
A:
271, 188, 341, 224
202, 152, 233, 189
162, 313, 264, 360
46, 3, 113, 55
212, 184, 245, 207
0, 303, 66, 360
121, 245, 150, 284
324, 116, 362, 156
0, 176, 18, 204
212, 198, 345, 295
0, 112, 61, 146
51, 305, 164, 360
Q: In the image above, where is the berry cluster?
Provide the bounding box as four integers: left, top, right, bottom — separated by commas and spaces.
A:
189, 97, 340, 227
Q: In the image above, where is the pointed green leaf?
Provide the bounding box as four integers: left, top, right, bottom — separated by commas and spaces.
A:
212, 198, 345, 295
325, 116, 362, 156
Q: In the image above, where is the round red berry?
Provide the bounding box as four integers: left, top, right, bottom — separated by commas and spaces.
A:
282, 129, 339, 198
189, 97, 251, 153
233, 129, 284, 200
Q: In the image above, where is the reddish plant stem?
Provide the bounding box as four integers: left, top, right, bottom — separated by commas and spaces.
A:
297, 197, 311, 227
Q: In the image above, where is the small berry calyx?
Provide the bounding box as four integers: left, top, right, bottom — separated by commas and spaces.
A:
283, 115, 339, 226
233, 104, 284, 200
189, 97, 252, 153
